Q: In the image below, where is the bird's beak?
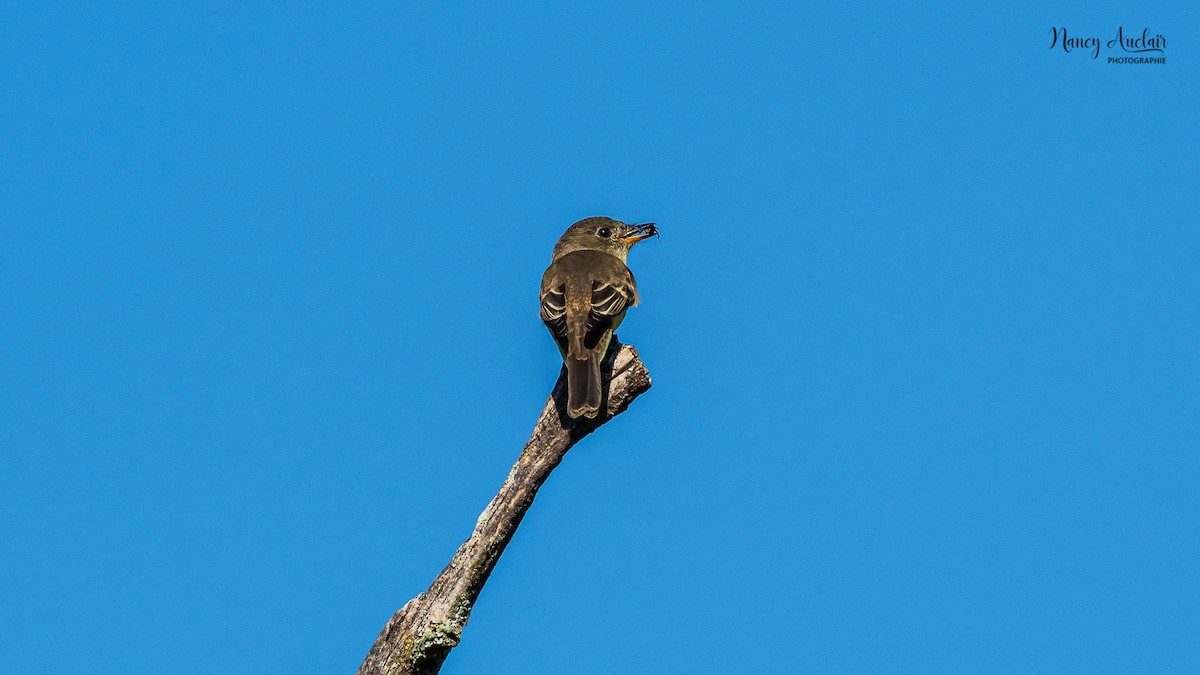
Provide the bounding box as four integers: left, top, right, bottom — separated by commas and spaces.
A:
619, 222, 659, 244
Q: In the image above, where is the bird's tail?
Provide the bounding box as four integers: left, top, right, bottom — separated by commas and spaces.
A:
566, 352, 602, 419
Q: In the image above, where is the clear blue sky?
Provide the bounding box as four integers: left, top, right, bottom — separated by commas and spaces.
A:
2, 2, 1196, 673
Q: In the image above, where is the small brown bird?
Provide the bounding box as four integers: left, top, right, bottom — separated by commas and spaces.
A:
540, 216, 657, 418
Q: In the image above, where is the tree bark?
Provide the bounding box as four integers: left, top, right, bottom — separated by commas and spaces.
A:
357, 342, 652, 675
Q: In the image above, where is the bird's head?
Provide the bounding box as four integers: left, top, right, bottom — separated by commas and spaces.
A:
551, 217, 658, 262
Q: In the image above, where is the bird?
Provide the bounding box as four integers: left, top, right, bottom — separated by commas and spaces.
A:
540, 216, 657, 419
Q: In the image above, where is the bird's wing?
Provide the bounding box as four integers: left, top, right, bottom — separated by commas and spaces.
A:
583, 268, 637, 344
539, 282, 568, 338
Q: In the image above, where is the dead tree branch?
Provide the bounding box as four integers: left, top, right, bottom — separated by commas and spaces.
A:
357, 342, 652, 675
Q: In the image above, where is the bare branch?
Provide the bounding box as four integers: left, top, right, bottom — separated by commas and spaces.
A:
357, 343, 652, 675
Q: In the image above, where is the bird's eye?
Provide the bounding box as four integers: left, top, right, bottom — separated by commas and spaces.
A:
597, 228, 612, 238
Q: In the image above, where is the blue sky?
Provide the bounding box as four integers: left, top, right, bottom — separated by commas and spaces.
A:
1, 2, 1196, 673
